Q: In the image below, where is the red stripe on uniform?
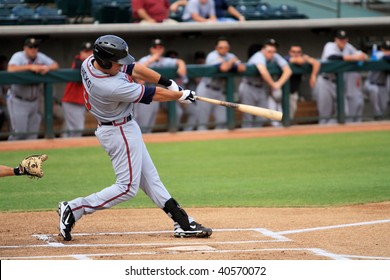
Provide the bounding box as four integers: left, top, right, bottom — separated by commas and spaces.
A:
73, 126, 133, 211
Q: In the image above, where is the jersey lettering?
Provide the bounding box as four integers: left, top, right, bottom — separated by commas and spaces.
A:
83, 89, 91, 111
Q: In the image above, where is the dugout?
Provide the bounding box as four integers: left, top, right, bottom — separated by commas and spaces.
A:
0, 16, 389, 138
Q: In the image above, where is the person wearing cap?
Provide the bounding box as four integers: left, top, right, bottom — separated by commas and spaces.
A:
316, 29, 368, 124
363, 40, 390, 120
6, 37, 59, 140
132, 0, 178, 24
61, 42, 94, 137
134, 38, 188, 133
56, 34, 212, 242
196, 37, 246, 130
284, 44, 321, 120
238, 38, 292, 127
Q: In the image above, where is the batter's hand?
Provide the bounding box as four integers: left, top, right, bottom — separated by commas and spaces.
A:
167, 79, 183, 92
179, 90, 196, 104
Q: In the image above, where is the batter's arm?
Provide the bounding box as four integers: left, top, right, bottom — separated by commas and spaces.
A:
131, 63, 161, 84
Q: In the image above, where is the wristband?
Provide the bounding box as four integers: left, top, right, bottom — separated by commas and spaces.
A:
158, 76, 172, 87
14, 167, 22, 176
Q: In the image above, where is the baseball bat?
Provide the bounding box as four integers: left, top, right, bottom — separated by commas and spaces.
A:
195, 96, 283, 121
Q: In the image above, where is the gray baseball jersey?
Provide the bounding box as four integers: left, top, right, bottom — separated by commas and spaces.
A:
196, 49, 238, 130
317, 41, 363, 124
7, 51, 55, 140
182, 0, 215, 21
67, 55, 173, 221
8, 51, 55, 100
239, 51, 287, 127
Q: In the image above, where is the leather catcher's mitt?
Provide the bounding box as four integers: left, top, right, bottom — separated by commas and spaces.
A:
19, 154, 48, 179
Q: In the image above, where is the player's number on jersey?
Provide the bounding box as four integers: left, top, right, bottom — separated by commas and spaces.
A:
84, 90, 92, 111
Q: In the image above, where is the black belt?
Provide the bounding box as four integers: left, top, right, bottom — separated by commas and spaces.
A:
100, 115, 132, 126
370, 82, 385, 86
14, 95, 38, 102
246, 82, 263, 88
322, 76, 336, 83
205, 84, 221, 91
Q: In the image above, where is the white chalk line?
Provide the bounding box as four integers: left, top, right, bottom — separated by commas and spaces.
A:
5, 248, 390, 261
1, 219, 389, 260
277, 219, 390, 235
5, 247, 380, 260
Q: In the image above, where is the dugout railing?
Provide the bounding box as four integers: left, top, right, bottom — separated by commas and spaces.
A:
0, 60, 389, 139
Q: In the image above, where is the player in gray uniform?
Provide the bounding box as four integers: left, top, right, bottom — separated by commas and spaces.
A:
196, 37, 245, 130
58, 35, 212, 241
363, 40, 390, 120
315, 30, 368, 124
6, 37, 59, 140
238, 38, 292, 127
135, 38, 188, 133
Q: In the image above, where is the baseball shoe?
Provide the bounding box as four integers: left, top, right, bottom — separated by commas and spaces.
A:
174, 221, 212, 238
58, 201, 75, 241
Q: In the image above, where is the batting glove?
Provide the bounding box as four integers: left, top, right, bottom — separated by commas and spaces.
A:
167, 79, 183, 92
179, 90, 196, 104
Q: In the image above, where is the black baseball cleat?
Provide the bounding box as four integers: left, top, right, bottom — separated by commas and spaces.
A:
58, 201, 75, 241
174, 221, 213, 238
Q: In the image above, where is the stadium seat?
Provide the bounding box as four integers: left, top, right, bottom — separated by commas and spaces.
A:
11, 4, 43, 24
55, 0, 91, 22
35, 6, 67, 24
0, 0, 24, 7
92, 0, 131, 23
0, 6, 18, 25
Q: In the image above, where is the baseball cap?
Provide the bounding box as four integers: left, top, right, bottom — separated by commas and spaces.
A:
81, 41, 93, 51
151, 38, 164, 47
381, 40, 390, 50
335, 29, 348, 39
24, 37, 41, 48
263, 38, 279, 48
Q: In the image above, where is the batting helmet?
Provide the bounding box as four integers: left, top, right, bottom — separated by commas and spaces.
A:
93, 35, 135, 69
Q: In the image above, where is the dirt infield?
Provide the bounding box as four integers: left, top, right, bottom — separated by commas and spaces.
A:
1, 122, 390, 260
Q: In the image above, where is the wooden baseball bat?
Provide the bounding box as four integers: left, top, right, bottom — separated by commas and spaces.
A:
195, 96, 283, 121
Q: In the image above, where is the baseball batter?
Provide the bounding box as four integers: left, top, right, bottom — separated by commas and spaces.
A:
196, 37, 245, 130
238, 38, 292, 127
6, 37, 59, 140
316, 29, 367, 124
58, 35, 212, 241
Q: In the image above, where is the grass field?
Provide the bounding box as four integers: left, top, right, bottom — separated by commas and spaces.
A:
1, 130, 390, 212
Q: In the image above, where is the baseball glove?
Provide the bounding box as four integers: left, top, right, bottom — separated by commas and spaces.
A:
19, 154, 48, 179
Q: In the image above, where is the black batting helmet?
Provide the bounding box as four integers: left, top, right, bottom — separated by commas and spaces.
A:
93, 35, 135, 69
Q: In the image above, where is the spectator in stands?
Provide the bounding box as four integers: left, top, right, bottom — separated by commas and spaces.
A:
238, 38, 292, 127
61, 42, 93, 138
363, 40, 390, 120
316, 30, 368, 124
132, 0, 177, 23
172, 0, 245, 21
284, 44, 320, 119
196, 37, 246, 130
134, 38, 188, 133
6, 37, 59, 140
0, 55, 9, 132
181, 0, 217, 22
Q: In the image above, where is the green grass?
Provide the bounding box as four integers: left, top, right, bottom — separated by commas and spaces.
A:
1, 131, 390, 212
